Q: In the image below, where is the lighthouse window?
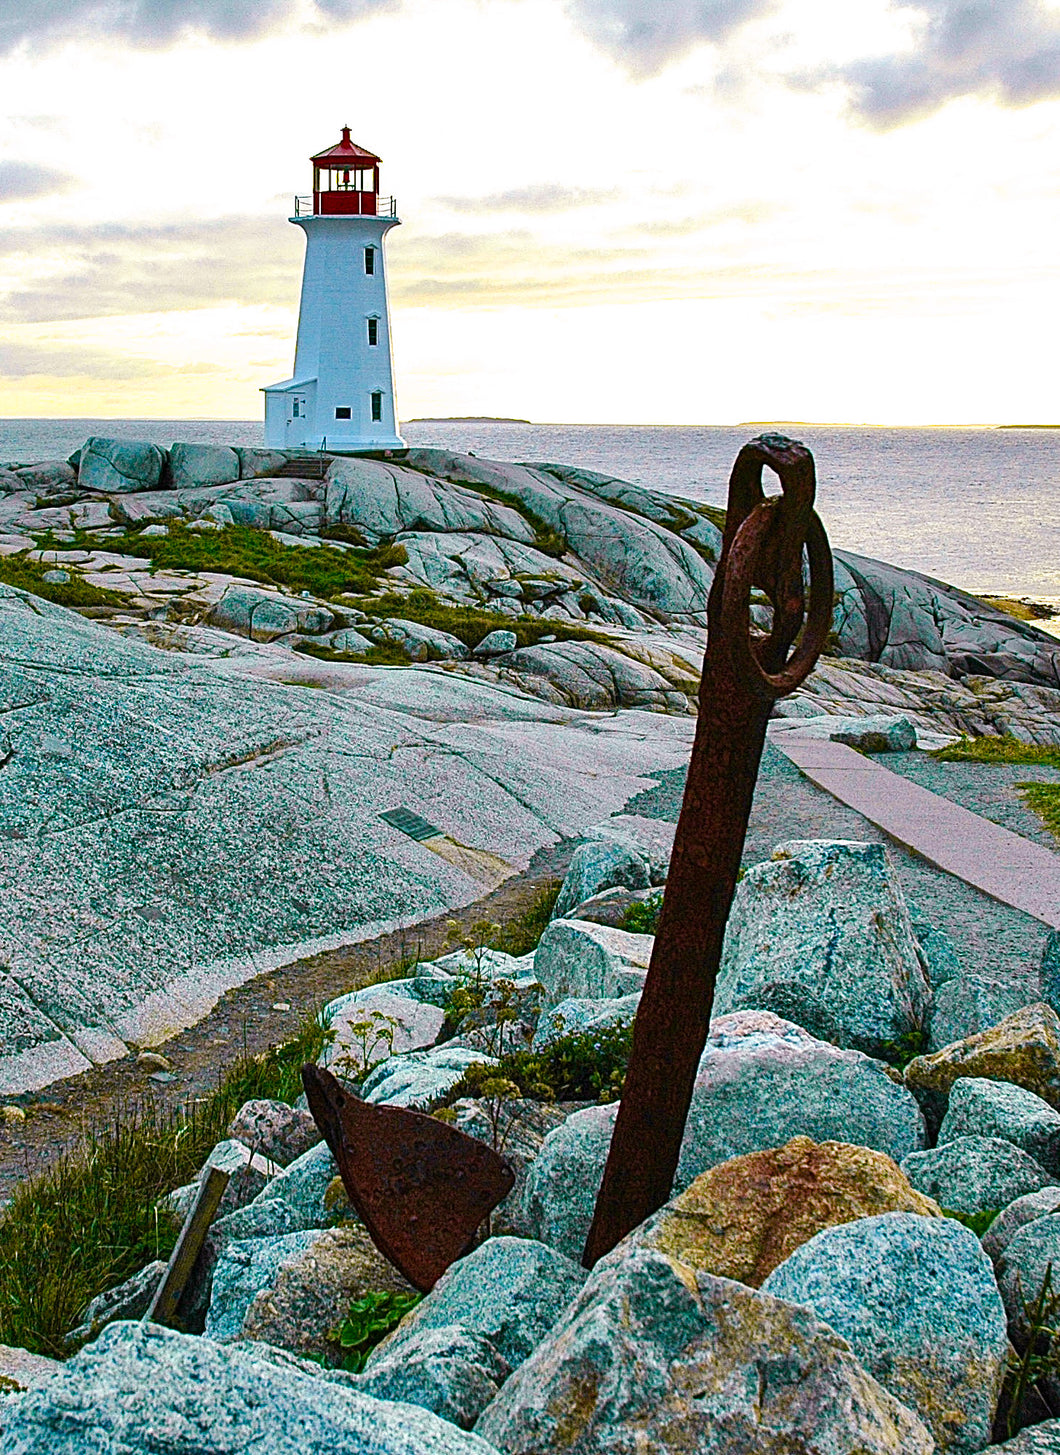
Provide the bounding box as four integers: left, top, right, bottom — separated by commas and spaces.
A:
334, 407, 352, 420
371, 391, 383, 422
364, 246, 375, 275
367, 317, 378, 346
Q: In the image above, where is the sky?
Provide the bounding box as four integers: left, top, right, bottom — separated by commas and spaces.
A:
0, 0, 1059, 426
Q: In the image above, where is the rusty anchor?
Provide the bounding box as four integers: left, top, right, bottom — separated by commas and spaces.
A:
581, 434, 834, 1268
301, 1063, 515, 1292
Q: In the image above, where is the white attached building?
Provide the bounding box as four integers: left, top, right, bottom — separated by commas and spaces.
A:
263, 127, 404, 453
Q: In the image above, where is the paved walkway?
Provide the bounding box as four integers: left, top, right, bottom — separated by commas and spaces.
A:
772, 733, 1060, 929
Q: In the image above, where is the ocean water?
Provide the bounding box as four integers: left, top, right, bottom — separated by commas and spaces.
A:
2, 416, 1059, 600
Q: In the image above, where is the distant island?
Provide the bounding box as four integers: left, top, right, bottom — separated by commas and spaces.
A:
998, 424, 1060, 429
405, 416, 532, 424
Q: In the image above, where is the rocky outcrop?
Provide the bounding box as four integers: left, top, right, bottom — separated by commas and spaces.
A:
76, 437, 166, 494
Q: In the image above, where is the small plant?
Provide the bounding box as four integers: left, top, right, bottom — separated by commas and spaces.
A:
328, 1290, 422, 1372
878, 1026, 930, 1071
941, 1207, 998, 1237
620, 892, 664, 935
447, 1019, 635, 1106
1003, 1262, 1060, 1439
331, 1009, 398, 1083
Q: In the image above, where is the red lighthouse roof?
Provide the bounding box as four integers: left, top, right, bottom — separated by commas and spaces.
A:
311, 126, 381, 166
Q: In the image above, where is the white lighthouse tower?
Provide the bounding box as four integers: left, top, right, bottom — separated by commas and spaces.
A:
263, 127, 404, 452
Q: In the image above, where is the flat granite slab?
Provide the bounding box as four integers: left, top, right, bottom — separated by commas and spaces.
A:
0, 586, 694, 1094
774, 733, 1060, 929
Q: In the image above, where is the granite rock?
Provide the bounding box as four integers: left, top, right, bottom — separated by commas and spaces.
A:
321, 988, 445, 1076
473, 630, 518, 657
167, 443, 241, 491
0, 1320, 501, 1454
930, 976, 1030, 1052
985, 1419, 1060, 1451
226, 1099, 321, 1168
516, 1012, 925, 1259
906, 1003, 1060, 1109
530, 993, 640, 1049
76, 437, 166, 494
368, 618, 470, 661
360, 1046, 497, 1109
373, 1236, 586, 1371
474, 1247, 934, 1454
761, 1210, 1008, 1454
64, 1259, 167, 1350
533, 918, 653, 1008
623, 1136, 940, 1287
901, 1135, 1054, 1216
940, 1077, 1060, 1177
714, 839, 933, 1059
359, 1324, 511, 1430
205, 1231, 323, 1343
241, 1225, 415, 1360
551, 837, 651, 921
982, 1186, 1060, 1264
207, 584, 333, 642
997, 1214, 1060, 1345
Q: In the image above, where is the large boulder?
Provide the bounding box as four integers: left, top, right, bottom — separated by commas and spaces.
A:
533, 919, 653, 1008
240, 1225, 416, 1361
474, 1248, 934, 1453
0, 1320, 500, 1454
324, 455, 537, 545
930, 976, 1030, 1051
516, 1012, 925, 1259
531, 993, 639, 1049
321, 987, 445, 1076
372, 1236, 586, 1372
227, 1140, 337, 1234
226, 1099, 321, 1168
997, 1216, 1060, 1358
623, 1136, 940, 1287
205, 1230, 324, 1342
551, 836, 651, 921
77, 437, 166, 494
901, 1135, 1054, 1216
207, 585, 333, 642
714, 840, 932, 1060
360, 1046, 496, 1109
359, 1324, 511, 1430
983, 1186, 1060, 1264
940, 1077, 1060, 1177
906, 1003, 1060, 1110
367, 618, 470, 661
761, 1211, 1008, 1455
167, 443, 241, 490
498, 640, 689, 713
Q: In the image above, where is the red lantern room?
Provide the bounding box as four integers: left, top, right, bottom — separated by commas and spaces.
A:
310, 127, 381, 215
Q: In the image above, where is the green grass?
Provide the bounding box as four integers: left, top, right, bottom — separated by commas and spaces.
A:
932, 735, 1060, 769
342, 588, 612, 652
294, 640, 411, 668
620, 893, 663, 935
0, 553, 125, 609
1019, 782, 1060, 842
33, 523, 407, 602
489, 879, 561, 957
0, 1012, 331, 1358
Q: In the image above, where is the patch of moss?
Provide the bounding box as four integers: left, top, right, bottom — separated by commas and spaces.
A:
0, 553, 125, 609
457, 480, 567, 558
341, 587, 613, 651
34, 523, 407, 601
942, 1207, 998, 1237
932, 736, 1060, 770
294, 640, 410, 667
977, 595, 1058, 623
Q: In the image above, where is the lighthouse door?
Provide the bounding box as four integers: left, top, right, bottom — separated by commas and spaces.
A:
287, 395, 307, 444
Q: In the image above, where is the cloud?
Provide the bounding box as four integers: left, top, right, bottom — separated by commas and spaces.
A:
437, 184, 620, 213
823, 0, 1060, 126
0, 215, 303, 322
0, 341, 178, 378
563, 0, 777, 75
0, 161, 74, 202
0, 0, 397, 55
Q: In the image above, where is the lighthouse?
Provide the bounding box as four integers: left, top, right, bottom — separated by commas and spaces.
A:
262, 127, 404, 452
